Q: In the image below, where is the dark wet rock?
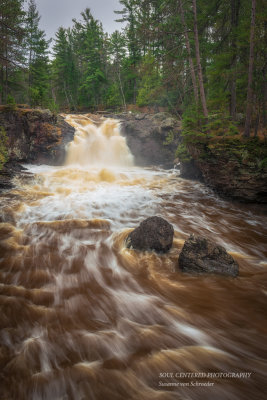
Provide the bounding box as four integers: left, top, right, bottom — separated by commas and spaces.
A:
0, 106, 75, 166
178, 234, 239, 277
126, 216, 174, 253
180, 159, 203, 181
181, 140, 267, 203
0, 106, 75, 190
110, 112, 181, 168
0, 161, 29, 191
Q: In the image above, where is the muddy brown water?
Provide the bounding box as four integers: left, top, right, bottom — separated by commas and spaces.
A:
0, 115, 266, 400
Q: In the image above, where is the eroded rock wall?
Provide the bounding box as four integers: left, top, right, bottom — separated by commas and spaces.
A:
181, 139, 267, 203
0, 107, 74, 165
109, 112, 181, 168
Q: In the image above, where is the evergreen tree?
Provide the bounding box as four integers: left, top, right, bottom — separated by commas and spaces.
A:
72, 9, 106, 108
107, 30, 127, 109
0, 0, 25, 103
52, 27, 78, 109
25, 0, 51, 106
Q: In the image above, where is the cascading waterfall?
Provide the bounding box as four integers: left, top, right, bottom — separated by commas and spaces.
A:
65, 115, 134, 167
0, 115, 266, 400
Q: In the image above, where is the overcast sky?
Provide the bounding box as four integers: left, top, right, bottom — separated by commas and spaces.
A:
34, 0, 124, 41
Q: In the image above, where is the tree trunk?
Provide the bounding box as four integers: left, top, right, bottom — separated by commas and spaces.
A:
179, 0, 199, 106
263, 64, 267, 129
0, 66, 3, 104
230, 0, 240, 120
192, 0, 208, 119
63, 81, 70, 109
117, 66, 126, 111
244, 0, 256, 138
262, 22, 267, 130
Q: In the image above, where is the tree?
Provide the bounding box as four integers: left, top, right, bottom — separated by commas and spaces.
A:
52, 27, 78, 108
0, 0, 25, 103
72, 8, 106, 108
244, 0, 256, 137
229, 0, 241, 120
136, 53, 162, 107
108, 31, 127, 109
115, 0, 141, 103
192, 0, 208, 119
179, 0, 198, 106
25, 0, 51, 106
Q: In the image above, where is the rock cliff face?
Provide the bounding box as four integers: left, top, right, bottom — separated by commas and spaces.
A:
0, 106, 74, 166
181, 138, 267, 203
108, 112, 181, 168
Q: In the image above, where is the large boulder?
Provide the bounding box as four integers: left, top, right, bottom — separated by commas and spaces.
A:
178, 234, 239, 277
126, 216, 174, 253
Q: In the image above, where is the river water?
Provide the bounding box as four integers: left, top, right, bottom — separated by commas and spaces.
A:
0, 115, 266, 400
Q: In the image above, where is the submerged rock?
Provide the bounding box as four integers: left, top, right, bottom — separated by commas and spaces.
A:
126, 216, 174, 253
178, 234, 239, 277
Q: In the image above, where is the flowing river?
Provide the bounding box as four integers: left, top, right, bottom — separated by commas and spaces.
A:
0, 115, 266, 400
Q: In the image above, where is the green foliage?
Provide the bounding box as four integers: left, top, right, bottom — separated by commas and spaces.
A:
7, 95, 16, 105
47, 100, 59, 114
105, 83, 122, 108
6, 95, 16, 111
258, 158, 267, 170
181, 109, 240, 142
136, 54, 162, 107
163, 130, 174, 146
0, 0, 26, 103
175, 143, 192, 162
26, 0, 51, 107
1, 0, 266, 134
0, 127, 8, 171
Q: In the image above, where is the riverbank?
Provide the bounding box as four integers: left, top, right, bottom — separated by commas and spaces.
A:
179, 132, 267, 203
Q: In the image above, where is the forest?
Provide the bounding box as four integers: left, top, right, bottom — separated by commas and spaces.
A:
0, 0, 266, 138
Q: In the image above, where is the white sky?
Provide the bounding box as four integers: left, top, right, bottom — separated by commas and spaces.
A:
33, 0, 125, 40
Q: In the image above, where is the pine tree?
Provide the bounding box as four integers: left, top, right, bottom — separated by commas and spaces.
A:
244, 0, 256, 137
108, 31, 127, 109
25, 0, 51, 106
72, 9, 106, 108
0, 0, 25, 103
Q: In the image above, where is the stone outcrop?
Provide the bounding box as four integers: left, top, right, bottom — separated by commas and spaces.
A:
126, 216, 174, 253
0, 161, 29, 190
178, 234, 239, 277
180, 138, 267, 203
108, 112, 181, 168
0, 106, 75, 166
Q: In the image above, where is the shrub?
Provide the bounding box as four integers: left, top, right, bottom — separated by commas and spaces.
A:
6, 95, 16, 111
176, 143, 192, 162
